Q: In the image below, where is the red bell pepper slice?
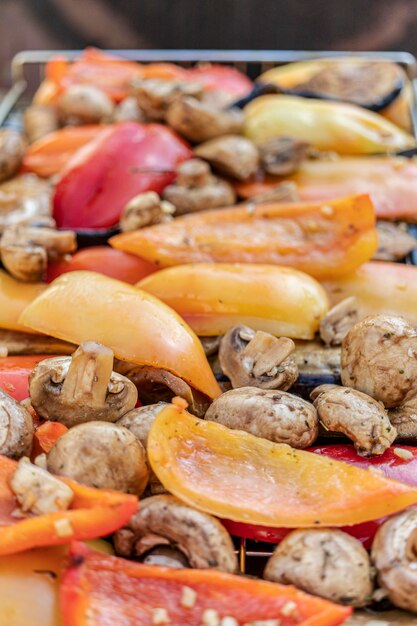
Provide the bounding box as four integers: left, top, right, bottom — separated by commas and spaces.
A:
31, 421, 69, 459
223, 445, 417, 549
46, 247, 158, 284
187, 64, 253, 96
0, 456, 137, 555
53, 121, 191, 229
61, 542, 351, 626
0, 356, 58, 401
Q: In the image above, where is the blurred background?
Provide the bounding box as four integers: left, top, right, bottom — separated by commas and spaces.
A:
1, 0, 417, 88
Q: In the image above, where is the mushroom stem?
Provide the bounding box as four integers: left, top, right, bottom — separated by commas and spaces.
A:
61, 342, 114, 407
242, 332, 295, 378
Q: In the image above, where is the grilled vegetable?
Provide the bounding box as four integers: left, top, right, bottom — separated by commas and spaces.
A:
0, 270, 45, 334
19, 271, 221, 401
138, 264, 328, 339
244, 95, 415, 155
112, 194, 377, 279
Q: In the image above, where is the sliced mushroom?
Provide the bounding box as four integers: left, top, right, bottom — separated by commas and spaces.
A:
258, 136, 309, 176
388, 395, 417, 440
58, 85, 114, 124
371, 508, 417, 613
0, 225, 76, 282
120, 191, 175, 232
341, 315, 417, 408
10, 456, 74, 515
29, 342, 138, 427
0, 329, 74, 356
166, 96, 244, 143
0, 130, 26, 183
219, 325, 298, 390
163, 159, 236, 215
0, 390, 34, 459
113, 494, 238, 573
319, 297, 359, 347
0, 174, 52, 234
311, 384, 396, 456
264, 528, 373, 607
23, 105, 59, 144
114, 363, 209, 417
113, 96, 144, 122
204, 386, 318, 448
374, 221, 417, 261
131, 78, 203, 121
47, 421, 148, 495
195, 135, 259, 181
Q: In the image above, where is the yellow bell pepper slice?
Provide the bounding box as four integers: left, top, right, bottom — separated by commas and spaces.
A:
148, 403, 417, 527
244, 94, 415, 154
322, 261, 417, 326
19, 271, 221, 399
138, 263, 328, 339
0, 270, 45, 333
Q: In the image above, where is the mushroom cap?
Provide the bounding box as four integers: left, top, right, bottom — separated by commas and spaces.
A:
219, 325, 298, 391
204, 386, 318, 448
113, 494, 238, 573
341, 314, 417, 407
311, 384, 396, 456
372, 508, 417, 612
116, 402, 169, 449
58, 85, 114, 124
0, 130, 26, 183
264, 528, 373, 607
0, 390, 34, 459
194, 135, 260, 181
47, 421, 149, 495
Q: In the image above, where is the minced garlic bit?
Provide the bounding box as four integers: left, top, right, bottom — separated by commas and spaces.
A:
10, 457, 74, 516
220, 618, 238, 626
0, 346, 8, 357
393, 447, 414, 461
180, 586, 197, 608
280, 601, 297, 617
152, 608, 170, 625
363, 620, 390, 626
243, 620, 281, 626
320, 205, 334, 217
33, 453, 48, 470
201, 609, 220, 626
53, 517, 74, 538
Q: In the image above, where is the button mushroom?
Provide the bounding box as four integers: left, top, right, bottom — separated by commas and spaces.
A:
0, 329, 74, 356
0, 130, 26, 183
319, 297, 359, 347
112, 96, 144, 123
388, 396, 417, 440
58, 85, 114, 125
131, 79, 203, 121
204, 387, 318, 448
371, 508, 417, 613
166, 96, 244, 143
120, 191, 175, 232
200, 336, 222, 357
264, 528, 373, 607
194, 135, 260, 181
113, 494, 238, 573
113, 363, 210, 417
245, 181, 300, 205
0, 174, 53, 234
258, 136, 310, 177
0, 225, 76, 282
23, 105, 59, 144
0, 390, 34, 459
374, 221, 417, 261
219, 326, 298, 391
10, 457, 74, 515
311, 384, 396, 456
162, 158, 236, 215
341, 315, 417, 408
47, 421, 149, 495
116, 402, 169, 449
29, 342, 138, 427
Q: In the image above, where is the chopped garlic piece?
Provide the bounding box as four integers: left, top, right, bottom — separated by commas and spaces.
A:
10, 457, 74, 516
201, 609, 220, 626
53, 517, 73, 538
180, 586, 197, 608
280, 601, 297, 617
243, 620, 281, 626
393, 447, 414, 461
152, 608, 170, 624
220, 618, 238, 626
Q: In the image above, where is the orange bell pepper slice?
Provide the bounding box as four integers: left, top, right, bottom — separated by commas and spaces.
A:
19, 271, 221, 400
138, 263, 329, 339
22, 126, 104, 178
0, 270, 45, 333
0, 455, 137, 556
148, 404, 417, 527
235, 157, 417, 222
61, 542, 351, 626
111, 194, 377, 279
32, 421, 69, 459
322, 261, 417, 326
